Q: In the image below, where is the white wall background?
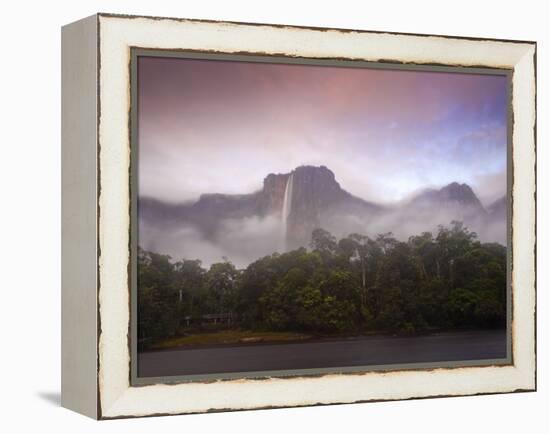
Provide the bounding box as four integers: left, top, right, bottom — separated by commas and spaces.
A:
0, 0, 546, 431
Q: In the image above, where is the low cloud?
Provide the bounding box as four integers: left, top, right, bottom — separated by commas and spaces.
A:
141, 207, 506, 269
140, 215, 285, 269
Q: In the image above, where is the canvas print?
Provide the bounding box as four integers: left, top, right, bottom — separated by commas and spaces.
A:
135, 54, 509, 379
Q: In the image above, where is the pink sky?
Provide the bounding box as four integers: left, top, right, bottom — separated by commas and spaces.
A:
138, 56, 508, 206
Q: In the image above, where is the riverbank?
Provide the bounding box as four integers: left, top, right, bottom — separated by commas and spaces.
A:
144, 326, 506, 352
148, 330, 312, 350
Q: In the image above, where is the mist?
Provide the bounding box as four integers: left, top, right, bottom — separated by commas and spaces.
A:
139, 204, 505, 269
140, 215, 285, 269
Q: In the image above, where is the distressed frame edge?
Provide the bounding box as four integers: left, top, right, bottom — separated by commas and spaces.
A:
94, 11, 536, 46
61, 13, 100, 420
95, 14, 537, 419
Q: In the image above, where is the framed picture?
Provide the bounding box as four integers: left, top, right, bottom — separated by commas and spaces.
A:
61, 13, 536, 419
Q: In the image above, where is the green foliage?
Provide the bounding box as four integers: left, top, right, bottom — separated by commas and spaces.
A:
206, 261, 239, 314
310, 228, 337, 254
137, 248, 180, 340
138, 222, 507, 341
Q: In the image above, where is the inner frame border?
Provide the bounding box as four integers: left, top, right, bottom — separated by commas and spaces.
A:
128, 48, 514, 387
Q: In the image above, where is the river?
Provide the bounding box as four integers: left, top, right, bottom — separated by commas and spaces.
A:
138, 329, 507, 378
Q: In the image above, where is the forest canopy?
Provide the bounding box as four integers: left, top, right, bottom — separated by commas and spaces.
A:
138, 221, 507, 343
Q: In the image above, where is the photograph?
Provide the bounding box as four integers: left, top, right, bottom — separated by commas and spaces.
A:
134, 53, 510, 379
1, 0, 542, 429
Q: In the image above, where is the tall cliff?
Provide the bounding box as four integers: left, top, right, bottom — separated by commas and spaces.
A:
139, 165, 382, 248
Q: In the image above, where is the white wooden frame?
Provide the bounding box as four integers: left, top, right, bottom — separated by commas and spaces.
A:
61, 13, 536, 419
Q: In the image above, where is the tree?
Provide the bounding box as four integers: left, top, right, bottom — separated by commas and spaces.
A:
173, 258, 206, 318
259, 267, 308, 331
320, 270, 363, 331
376, 232, 398, 254
341, 233, 381, 308
310, 228, 337, 255
375, 242, 425, 331
435, 221, 478, 281
408, 232, 435, 279
446, 288, 478, 326
236, 254, 279, 327
206, 261, 239, 316
137, 248, 179, 340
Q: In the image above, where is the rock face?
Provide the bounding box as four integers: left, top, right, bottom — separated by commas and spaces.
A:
139, 165, 381, 247
409, 182, 486, 213
404, 182, 487, 228
283, 166, 381, 248
257, 172, 291, 215
487, 196, 507, 219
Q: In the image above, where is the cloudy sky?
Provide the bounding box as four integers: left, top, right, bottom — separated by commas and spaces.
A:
138, 56, 508, 206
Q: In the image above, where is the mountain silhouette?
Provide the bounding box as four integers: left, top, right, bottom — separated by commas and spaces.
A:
139, 165, 504, 252
487, 196, 507, 219
140, 165, 381, 248
408, 182, 486, 211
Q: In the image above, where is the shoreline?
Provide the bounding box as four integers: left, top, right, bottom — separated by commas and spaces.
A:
142, 327, 507, 353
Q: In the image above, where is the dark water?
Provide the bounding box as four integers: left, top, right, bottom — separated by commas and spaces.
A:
138, 329, 507, 378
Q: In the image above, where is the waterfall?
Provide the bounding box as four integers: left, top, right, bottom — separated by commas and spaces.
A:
281, 173, 294, 249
